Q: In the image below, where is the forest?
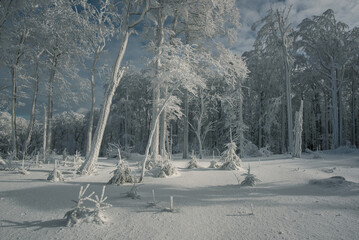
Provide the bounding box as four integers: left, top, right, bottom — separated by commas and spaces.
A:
1, 0, 359, 169
1, 1, 359, 239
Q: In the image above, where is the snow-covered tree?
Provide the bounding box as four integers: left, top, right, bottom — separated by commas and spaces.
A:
295, 9, 356, 149
253, 7, 294, 154
79, 0, 151, 175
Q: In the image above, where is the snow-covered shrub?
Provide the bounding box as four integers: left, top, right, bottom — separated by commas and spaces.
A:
258, 145, 272, 157
155, 160, 177, 178
209, 159, 220, 168
106, 143, 132, 159
108, 160, 136, 185
125, 183, 141, 199
220, 142, 241, 170
242, 141, 262, 157
73, 151, 84, 165
187, 152, 199, 169
64, 184, 111, 226
47, 169, 64, 182
241, 166, 260, 186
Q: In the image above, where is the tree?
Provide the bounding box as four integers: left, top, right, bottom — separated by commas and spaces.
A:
295, 9, 354, 149
76, 0, 118, 158
139, 39, 206, 182
79, 0, 151, 175
253, 7, 294, 153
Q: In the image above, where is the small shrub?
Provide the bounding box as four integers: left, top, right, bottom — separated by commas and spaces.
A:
108, 160, 136, 185
220, 141, 241, 170
187, 152, 199, 169
241, 166, 260, 186
155, 160, 177, 178
64, 184, 112, 226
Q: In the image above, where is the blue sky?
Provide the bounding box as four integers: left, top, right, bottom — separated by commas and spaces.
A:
13, 0, 359, 117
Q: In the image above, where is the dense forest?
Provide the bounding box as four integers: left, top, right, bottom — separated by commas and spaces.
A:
1, 0, 358, 167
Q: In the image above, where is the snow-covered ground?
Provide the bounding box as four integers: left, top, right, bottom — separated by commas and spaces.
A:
1, 151, 358, 240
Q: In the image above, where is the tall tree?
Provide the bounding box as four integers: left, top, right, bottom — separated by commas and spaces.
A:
296, 9, 354, 149
253, 7, 294, 153
79, 0, 150, 175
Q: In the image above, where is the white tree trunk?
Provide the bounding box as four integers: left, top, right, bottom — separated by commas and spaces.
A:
11, 65, 17, 159
85, 51, 100, 158
79, 30, 130, 175
183, 91, 189, 159
43, 106, 47, 162
159, 85, 168, 157
140, 92, 178, 182
292, 100, 303, 158
23, 57, 40, 157
238, 83, 244, 158
281, 93, 286, 153
46, 55, 58, 153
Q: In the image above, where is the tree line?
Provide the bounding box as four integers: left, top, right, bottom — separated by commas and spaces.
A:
0, 1, 358, 172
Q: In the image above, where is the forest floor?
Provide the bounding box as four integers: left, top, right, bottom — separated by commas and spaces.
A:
0, 149, 358, 240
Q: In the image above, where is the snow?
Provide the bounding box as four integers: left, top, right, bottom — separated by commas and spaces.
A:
0, 151, 358, 240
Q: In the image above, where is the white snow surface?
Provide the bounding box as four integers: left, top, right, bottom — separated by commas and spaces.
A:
0, 151, 358, 240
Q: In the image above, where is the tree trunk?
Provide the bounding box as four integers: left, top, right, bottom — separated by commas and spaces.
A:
281, 93, 286, 153
23, 57, 40, 157
159, 85, 168, 157
284, 53, 293, 154
292, 100, 303, 158
43, 106, 47, 162
324, 93, 329, 150
46, 55, 58, 153
238, 83, 244, 158
183, 91, 189, 159
11, 65, 17, 159
85, 51, 100, 158
140, 91, 179, 182
338, 83, 344, 146
352, 75, 356, 146
258, 92, 263, 149
79, 29, 130, 175
330, 62, 339, 149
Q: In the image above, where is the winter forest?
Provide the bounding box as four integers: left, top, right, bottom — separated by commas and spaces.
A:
0, 0, 359, 239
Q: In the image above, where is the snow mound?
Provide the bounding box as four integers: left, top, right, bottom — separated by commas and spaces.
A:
309, 176, 354, 187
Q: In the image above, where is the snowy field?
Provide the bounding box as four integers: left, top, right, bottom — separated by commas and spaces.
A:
0, 151, 358, 240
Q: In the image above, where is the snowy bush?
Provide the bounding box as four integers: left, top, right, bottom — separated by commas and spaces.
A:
106, 143, 132, 159
242, 141, 262, 157
64, 184, 112, 226
220, 142, 241, 170
208, 159, 220, 168
47, 163, 65, 182
108, 160, 136, 185
258, 145, 272, 157
155, 160, 178, 178
125, 183, 141, 199
240, 166, 261, 186
187, 152, 199, 169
